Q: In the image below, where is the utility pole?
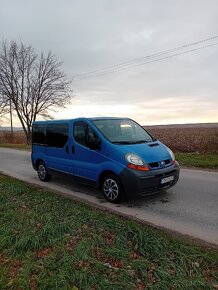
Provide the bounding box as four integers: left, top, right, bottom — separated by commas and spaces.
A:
10, 99, 13, 140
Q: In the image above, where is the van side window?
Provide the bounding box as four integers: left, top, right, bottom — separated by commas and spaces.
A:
74, 122, 98, 147
74, 122, 87, 146
47, 123, 69, 148
32, 124, 46, 145
87, 126, 98, 142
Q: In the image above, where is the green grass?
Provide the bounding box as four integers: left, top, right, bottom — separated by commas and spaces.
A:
176, 153, 218, 169
0, 143, 30, 150
0, 175, 218, 289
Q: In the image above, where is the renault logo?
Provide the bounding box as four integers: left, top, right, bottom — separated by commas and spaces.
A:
160, 160, 165, 167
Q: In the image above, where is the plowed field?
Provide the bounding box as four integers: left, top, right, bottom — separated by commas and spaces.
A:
146, 123, 218, 153
1, 123, 218, 153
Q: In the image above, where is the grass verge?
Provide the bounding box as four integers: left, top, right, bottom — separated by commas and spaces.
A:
176, 153, 218, 169
0, 175, 218, 289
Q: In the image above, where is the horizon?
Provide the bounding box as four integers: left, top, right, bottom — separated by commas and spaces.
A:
1, 121, 218, 131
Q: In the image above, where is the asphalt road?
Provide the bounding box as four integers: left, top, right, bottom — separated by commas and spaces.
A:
0, 147, 218, 246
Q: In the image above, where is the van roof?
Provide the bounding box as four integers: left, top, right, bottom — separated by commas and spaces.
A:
88, 117, 130, 121
33, 117, 130, 124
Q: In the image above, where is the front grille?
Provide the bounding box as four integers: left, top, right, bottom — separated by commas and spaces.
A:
148, 159, 171, 169
164, 159, 171, 165
149, 162, 159, 168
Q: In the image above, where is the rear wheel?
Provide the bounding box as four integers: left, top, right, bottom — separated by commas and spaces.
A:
101, 173, 123, 203
37, 161, 51, 182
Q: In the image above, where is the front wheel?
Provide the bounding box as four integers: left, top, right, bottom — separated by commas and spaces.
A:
37, 161, 51, 182
101, 174, 123, 203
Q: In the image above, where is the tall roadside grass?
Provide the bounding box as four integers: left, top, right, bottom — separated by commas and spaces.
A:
0, 131, 26, 144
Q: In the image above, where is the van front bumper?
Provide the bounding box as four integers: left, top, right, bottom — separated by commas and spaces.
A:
119, 162, 180, 197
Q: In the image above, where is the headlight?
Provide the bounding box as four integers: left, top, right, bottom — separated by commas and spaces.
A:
125, 153, 149, 171
125, 153, 144, 165
167, 147, 175, 163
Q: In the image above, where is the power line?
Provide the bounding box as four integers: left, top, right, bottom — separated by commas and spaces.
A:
77, 42, 218, 80
74, 35, 218, 77
73, 35, 218, 80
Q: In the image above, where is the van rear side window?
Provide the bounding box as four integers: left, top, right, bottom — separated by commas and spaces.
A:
47, 124, 69, 148
32, 124, 46, 145
32, 123, 69, 147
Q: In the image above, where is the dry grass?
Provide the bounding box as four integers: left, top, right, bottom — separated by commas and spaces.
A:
0, 131, 26, 144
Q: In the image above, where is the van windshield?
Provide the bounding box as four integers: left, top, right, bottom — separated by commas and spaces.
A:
92, 119, 154, 144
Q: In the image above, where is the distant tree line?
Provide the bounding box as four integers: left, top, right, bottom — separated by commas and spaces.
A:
0, 40, 72, 144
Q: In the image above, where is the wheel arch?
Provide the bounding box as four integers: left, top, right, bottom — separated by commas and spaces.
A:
98, 170, 125, 194
98, 170, 115, 188
35, 158, 45, 170
36, 159, 51, 181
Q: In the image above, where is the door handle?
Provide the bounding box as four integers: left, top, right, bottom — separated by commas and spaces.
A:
66, 145, 69, 154
72, 145, 75, 154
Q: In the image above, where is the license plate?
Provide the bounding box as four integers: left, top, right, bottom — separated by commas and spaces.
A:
160, 175, 174, 184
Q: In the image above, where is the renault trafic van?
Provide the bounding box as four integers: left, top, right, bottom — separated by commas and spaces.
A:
32, 117, 180, 203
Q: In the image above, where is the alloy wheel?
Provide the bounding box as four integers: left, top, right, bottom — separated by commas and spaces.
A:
103, 178, 119, 201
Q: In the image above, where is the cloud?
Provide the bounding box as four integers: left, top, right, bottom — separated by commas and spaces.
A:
0, 0, 218, 125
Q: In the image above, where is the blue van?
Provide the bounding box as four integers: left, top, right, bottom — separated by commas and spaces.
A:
32, 117, 180, 203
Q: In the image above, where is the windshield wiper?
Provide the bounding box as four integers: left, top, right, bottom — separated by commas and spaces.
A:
112, 140, 151, 144
134, 139, 157, 143
133, 140, 150, 144
112, 141, 135, 144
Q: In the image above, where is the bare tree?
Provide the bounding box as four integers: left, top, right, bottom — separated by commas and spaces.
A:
0, 40, 72, 144
0, 94, 9, 123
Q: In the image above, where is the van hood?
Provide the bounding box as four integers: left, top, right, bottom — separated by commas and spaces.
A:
114, 141, 171, 163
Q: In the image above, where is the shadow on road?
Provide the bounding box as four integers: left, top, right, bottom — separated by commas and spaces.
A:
48, 171, 175, 209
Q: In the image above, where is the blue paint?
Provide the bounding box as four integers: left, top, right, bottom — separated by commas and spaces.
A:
32, 117, 179, 195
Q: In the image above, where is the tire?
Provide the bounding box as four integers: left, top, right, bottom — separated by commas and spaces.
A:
37, 161, 51, 182
101, 173, 123, 203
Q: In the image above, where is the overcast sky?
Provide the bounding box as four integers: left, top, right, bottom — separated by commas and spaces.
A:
1, 0, 218, 125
